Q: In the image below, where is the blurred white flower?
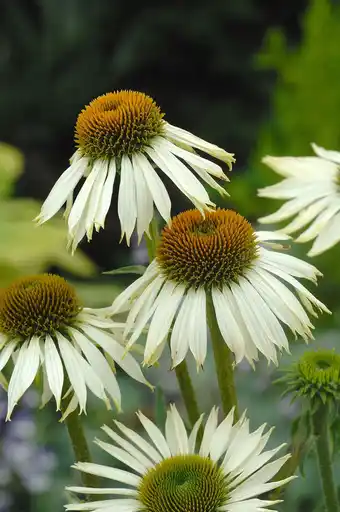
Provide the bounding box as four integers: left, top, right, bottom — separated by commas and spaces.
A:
258, 143, 340, 256
36, 90, 235, 252
0, 274, 150, 420
66, 405, 294, 512
109, 209, 329, 369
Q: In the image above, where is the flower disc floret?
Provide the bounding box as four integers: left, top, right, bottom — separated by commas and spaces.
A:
0, 274, 81, 339
138, 454, 227, 512
157, 209, 258, 289
75, 90, 164, 159
282, 350, 340, 404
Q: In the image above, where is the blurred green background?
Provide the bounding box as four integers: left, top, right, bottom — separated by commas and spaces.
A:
1, 0, 340, 510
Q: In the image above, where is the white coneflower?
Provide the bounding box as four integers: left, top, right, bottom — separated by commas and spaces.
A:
109, 208, 329, 368
0, 274, 150, 420
258, 143, 340, 256
65, 405, 294, 512
36, 90, 235, 252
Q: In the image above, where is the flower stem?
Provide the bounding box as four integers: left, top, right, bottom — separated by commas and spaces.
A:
206, 293, 238, 419
145, 217, 160, 261
310, 403, 339, 512
174, 360, 201, 427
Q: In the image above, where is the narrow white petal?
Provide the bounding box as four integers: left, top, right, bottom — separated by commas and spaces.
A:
57, 333, 87, 412
95, 159, 117, 228
40, 361, 53, 408
199, 407, 219, 457
189, 162, 229, 196
311, 142, 340, 164
170, 293, 193, 367
144, 282, 185, 364
65, 498, 140, 510
118, 155, 137, 245
296, 199, 340, 243
101, 425, 154, 469
37, 157, 88, 223
72, 462, 141, 487
114, 420, 163, 464
219, 498, 282, 511
255, 231, 291, 242
165, 404, 189, 455
0, 340, 18, 371
132, 152, 171, 223
260, 247, 321, 282
7, 338, 40, 419
164, 122, 235, 168
66, 486, 137, 496
44, 334, 64, 410
258, 193, 323, 224
110, 260, 159, 314
187, 288, 207, 367
84, 160, 108, 239
83, 325, 150, 387
131, 154, 154, 241
209, 407, 234, 461
137, 412, 171, 459
309, 211, 340, 256
188, 414, 204, 453
68, 164, 99, 233
60, 394, 79, 421
277, 197, 331, 235
152, 138, 213, 203
261, 155, 336, 178
94, 439, 147, 475
212, 287, 246, 364
71, 327, 121, 408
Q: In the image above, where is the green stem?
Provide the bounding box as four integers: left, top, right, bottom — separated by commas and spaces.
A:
206, 293, 238, 419
145, 217, 160, 261
311, 403, 339, 512
61, 395, 98, 492
174, 360, 201, 427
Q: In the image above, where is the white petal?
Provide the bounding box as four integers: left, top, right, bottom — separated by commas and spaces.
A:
144, 282, 185, 364
94, 439, 147, 475
0, 340, 18, 372
95, 159, 117, 228
152, 138, 213, 203
72, 462, 141, 487
83, 325, 150, 387
131, 154, 155, 241
132, 152, 171, 223
260, 247, 320, 282
84, 159, 108, 239
165, 404, 189, 455
209, 407, 235, 461
65, 498, 140, 511
188, 414, 204, 454
296, 199, 340, 243
261, 155, 337, 178
187, 288, 207, 367
311, 142, 340, 164
258, 193, 325, 224
37, 156, 88, 223
164, 122, 235, 168
212, 287, 246, 364
118, 155, 137, 245
170, 293, 193, 367
68, 163, 99, 234
66, 486, 137, 496
7, 338, 40, 419
309, 211, 340, 256
110, 260, 159, 314
276, 197, 331, 235
255, 231, 291, 242
101, 425, 154, 469
114, 420, 163, 464
199, 407, 219, 457
57, 333, 87, 412
44, 334, 64, 410
137, 411, 171, 459
71, 327, 121, 409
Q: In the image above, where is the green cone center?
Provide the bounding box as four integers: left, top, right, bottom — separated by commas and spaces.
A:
157, 209, 258, 289
0, 274, 81, 339
138, 454, 227, 512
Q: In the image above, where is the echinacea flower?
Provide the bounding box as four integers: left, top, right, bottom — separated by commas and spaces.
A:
36, 90, 235, 252
110, 208, 329, 368
66, 405, 294, 512
0, 274, 150, 420
258, 143, 340, 257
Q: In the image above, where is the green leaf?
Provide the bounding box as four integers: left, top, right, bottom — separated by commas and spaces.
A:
103, 265, 146, 276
